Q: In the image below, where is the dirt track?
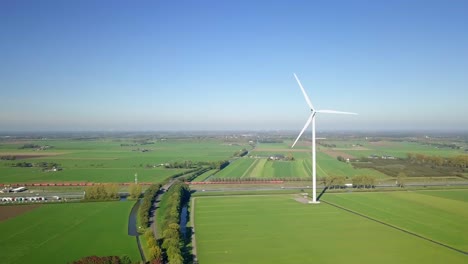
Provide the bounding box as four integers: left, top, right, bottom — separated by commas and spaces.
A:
0, 204, 41, 222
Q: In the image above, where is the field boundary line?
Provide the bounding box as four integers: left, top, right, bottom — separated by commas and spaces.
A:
242, 159, 258, 178
321, 200, 468, 255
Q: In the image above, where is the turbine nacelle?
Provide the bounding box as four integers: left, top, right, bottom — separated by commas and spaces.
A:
291, 73, 358, 149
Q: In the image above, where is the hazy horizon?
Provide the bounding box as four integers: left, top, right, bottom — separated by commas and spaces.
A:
1, 0, 467, 132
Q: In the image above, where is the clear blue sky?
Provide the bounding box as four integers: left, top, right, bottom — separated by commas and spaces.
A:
1, 0, 467, 131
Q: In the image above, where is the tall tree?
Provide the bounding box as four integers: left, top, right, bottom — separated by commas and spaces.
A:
129, 183, 142, 199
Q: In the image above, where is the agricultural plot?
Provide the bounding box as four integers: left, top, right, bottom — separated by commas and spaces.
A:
323, 190, 468, 252
0, 167, 185, 183
315, 152, 387, 178
352, 158, 464, 177
194, 194, 466, 264
215, 158, 256, 178
0, 201, 139, 264
215, 157, 309, 179
192, 169, 217, 182
0, 138, 243, 183
215, 151, 386, 179
334, 140, 466, 158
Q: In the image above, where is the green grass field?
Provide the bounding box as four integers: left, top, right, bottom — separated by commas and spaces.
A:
0, 201, 140, 264
192, 169, 218, 182
2, 138, 463, 183
194, 192, 467, 264
0, 138, 244, 183
323, 140, 466, 158
323, 190, 468, 251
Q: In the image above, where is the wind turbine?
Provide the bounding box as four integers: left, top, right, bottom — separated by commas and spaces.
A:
291, 73, 357, 204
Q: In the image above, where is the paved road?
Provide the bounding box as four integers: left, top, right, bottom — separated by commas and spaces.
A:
191, 181, 468, 192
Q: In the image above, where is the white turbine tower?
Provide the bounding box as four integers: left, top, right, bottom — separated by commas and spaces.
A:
291, 73, 357, 204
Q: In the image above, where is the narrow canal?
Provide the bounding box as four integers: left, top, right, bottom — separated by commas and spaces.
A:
128, 199, 145, 262
179, 205, 188, 237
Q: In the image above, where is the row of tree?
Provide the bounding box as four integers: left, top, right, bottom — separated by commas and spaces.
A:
209, 177, 302, 182
320, 176, 347, 189
233, 148, 248, 157
72, 255, 133, 264
84, 184, 120, 200
320, 175, 377, 189
136, 183, 163, 264
0, 155, 16, 160
139, 184, 161, 228
18, 143, 41, 149
208, 160, 229, 170
351, 175, 377, 188
143, 228, 163, 264
128, 183, 142, 199
179, 167, 211, 182
422, 142, 461, 150
12, 161, 60, 168
164, 160, 197, 169
319, 142, 337, 148
407, 153, 467, 168
164, 160, 230, 170
158, 182, 191, 264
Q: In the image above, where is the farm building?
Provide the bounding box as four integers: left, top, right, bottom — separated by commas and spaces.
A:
268, 154, 285, 160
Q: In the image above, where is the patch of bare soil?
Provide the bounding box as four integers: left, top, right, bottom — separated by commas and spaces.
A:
294, 195, 311, 204
0, 204, 41, 222
333, 147, 370, 151
321, 148, 356, 159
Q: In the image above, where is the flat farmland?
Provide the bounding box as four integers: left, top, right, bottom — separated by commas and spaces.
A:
192, 169, 217, 182
254, 143, 386, 178
0, 167, 185, 183
0, 201, 139, 264
315, 152, 387, 178
215, 150, 386, 179
215, 158, 256, 178
323, 190, 468, 251
193, 194, 467, 264
0, 138, 243, 183
327, 140, 467, 158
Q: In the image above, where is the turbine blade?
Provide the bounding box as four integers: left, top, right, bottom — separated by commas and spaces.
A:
293, 73, 314, 110
291, 113, 313, 148
316, 110, 358, 115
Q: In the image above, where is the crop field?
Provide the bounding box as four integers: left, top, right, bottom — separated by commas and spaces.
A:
0, 138, 244, 183
0, 201, 139, 264
215, 149, 386, 179
193, 192, 467, 264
